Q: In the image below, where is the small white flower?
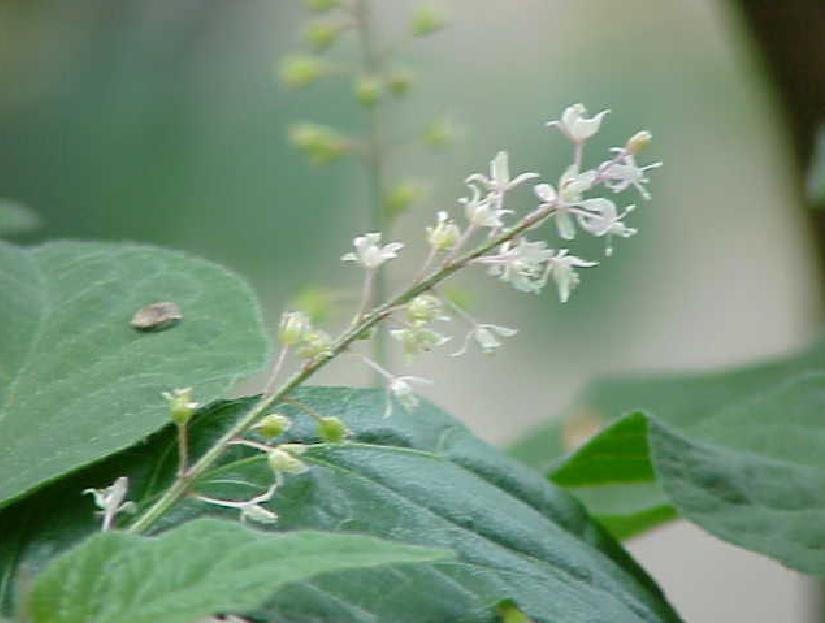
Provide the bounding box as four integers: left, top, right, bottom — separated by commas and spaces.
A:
196, 483, 280, 525
465, 151, 538, 210
545, 250, 597, 303
426, 211, 461, 251
460, 184, 510, 229
452, 324, 518, 356
535, 167, 597, 240
477, 238, 554, 294
386, 375, 432, 418
278, 310, 311, 346
390, 322, 451, 359
341, 232, 403, 269
601, 154, 662, 200
83, 476, 136, 531
575, 198, 637, 255
546, 103, 610, 143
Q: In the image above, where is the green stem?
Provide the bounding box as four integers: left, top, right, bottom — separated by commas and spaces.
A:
127, 205, 554, 535
353, 0, 389, 373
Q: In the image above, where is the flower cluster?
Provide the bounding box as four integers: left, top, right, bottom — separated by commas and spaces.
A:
332, 103, 659, 413
110, 103, 658, 535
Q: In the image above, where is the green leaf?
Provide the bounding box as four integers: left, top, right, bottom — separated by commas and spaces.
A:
0, 200, 40, 236
0, 388, 681, 623
26, 518, 449, 623
0, 241, 269, 507
511, 337, 825, 572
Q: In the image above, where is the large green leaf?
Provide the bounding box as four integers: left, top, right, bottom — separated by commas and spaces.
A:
510, 337, 825, 573
25, 518, 449, 623
0, 388, 681, 623
0, 241, 269, 507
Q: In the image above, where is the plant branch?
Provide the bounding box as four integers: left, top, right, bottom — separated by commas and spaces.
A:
127, 204, 554, 535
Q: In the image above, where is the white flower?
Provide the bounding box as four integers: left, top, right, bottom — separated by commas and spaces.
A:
460, 183, 510, 229
426, 211, 461, 251
83, 476, 136, 531
196, 483, 280, 525
576, 198, 637, 238
465, 151, 538, 210
535, 167, 597, 240
341, 232, 403, 269
546, 103, 610, 143
545, 250, 597, 303
477, 238, 554, 294
601, 154, 662, 200
452, 324, 518, 356
390, 322, 450, 359
278, 310, 311, 346
386, 375, 432, 418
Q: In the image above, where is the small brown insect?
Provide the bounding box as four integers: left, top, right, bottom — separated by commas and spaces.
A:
130, 301, 183, 332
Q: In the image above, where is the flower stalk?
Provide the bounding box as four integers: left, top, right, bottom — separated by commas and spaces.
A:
127, 201, 555, 535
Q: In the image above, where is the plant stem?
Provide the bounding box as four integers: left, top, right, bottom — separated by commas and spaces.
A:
127, 205, 554, 535
353, 0, 389, 373
176, 422, 188, 478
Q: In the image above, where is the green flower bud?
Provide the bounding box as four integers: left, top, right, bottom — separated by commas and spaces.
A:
296, 328, 332, 359
625, 130, 652, 155
304, 21, 340, 51
411, 6, 445, 37
316, 416, 348, 443
268, 447, 308, 475
279, 310, 311, 347
354, 75, 383, 107
406, 294, 442, 323
278, 54, 328, 88
303, 0, 338, 12
384, 181, 425, 219
163, 388, 198, 426
422, 117, 454, 150
426, 211, 460, 251
253, 413, 292, 440
387, 69, 415, 96
288, 123, 351, 164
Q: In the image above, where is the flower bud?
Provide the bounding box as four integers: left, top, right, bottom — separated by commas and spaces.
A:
407, 294, 442, 323
268, 447, 308, 475
288, 123, 350, 164
279, 311, 311, 347
278, 55, 328, 88
411, 6, 445, 37
303, 0, 338, 13
163, 388, 198, 426
316, 416, 348, 443
390, 322, 450, 358
387, 69, 415, 96
253, 413, 292, 440
624, 131, 652, 155
354, 75, 383, 107
384, 181, 424, 218
296, 328, 332, 359
303, 21, 341, 51
426, 211, 460, 251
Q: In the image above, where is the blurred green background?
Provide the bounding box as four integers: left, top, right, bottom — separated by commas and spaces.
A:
1, 1, 823, 621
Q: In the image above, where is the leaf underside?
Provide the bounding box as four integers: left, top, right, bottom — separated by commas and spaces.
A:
1, 387, 681, 623
0, 241, 269, 508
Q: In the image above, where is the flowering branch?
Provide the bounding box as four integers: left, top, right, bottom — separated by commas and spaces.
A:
125, 102, 660, 535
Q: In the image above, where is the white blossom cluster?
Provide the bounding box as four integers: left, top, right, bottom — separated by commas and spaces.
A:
332, 104, 660, 415
146, 104, 660, 527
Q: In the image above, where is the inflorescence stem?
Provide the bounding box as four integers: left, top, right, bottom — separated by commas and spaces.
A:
126, 203, 555, 535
